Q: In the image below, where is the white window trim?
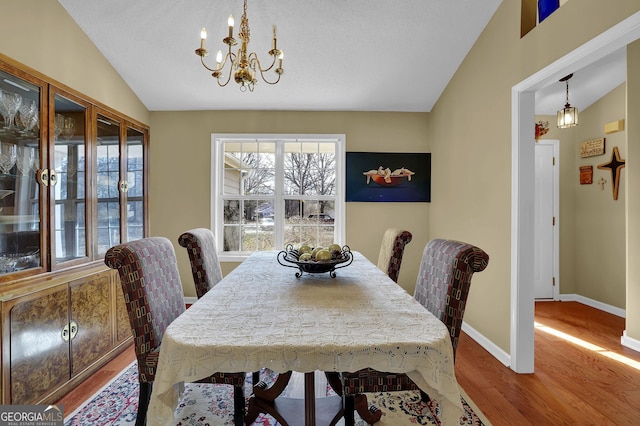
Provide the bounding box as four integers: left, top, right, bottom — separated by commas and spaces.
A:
211, 133, 346, 262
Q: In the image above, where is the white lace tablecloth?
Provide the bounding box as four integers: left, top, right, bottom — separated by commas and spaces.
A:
147, 251, 463, 425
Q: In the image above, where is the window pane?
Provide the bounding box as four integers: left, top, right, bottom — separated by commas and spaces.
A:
223, 142, 275, 195
284, 142, 336, 196
216, 136, 341, 254
53, 93, 87, 262
126, 127, 145, 241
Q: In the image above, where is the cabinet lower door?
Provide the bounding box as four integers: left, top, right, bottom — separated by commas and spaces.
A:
10, 287, 70, 404
69, 272, 111, 374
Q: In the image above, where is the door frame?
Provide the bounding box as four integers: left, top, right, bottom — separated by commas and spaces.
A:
510, 11, 640, 374
534, 140, 560, 301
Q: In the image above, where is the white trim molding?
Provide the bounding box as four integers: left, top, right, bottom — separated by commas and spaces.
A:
461, 321, 511, 368
557, 294, 626, 318
622, 331, 640, 353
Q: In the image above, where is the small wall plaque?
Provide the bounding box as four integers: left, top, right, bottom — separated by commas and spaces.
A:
580, 138, 605, 158
579, 166, 593, 185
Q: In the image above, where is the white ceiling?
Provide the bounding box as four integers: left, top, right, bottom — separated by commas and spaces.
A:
534, 47, 627, 116
57, 0, 625, 114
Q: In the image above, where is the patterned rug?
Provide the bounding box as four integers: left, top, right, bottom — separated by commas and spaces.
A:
64, 362, 488, 426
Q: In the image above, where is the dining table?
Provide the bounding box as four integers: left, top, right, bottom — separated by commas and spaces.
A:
146, 250, 464, 426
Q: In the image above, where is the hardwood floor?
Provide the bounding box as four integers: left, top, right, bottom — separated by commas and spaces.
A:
57, 301, 640, 425
456, 301, 640, 425
56, 345, 136, 416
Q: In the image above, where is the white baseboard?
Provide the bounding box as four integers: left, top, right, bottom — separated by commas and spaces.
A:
557, 293, 626, 318
621, 331, 640, 352
461, 321, 511, 368
462, 296, 636, 368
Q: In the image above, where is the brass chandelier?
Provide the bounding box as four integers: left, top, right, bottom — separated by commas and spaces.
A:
195, 0, 284, 92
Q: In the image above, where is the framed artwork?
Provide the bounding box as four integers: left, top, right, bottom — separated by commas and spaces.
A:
579, 165, 593, 184
345, 152, 431, 202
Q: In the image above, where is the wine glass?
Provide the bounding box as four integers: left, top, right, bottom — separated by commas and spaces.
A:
0, 142, 17, 174
31, 147, 40, 173
1, 91, 22, 130
25, 108, 39, 135
17, 99, 36, 133
61, 116, 75, 141
17, 146, 35, 176
54, 113, 64, 141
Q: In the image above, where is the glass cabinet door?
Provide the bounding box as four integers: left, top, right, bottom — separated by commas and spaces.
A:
50, 91, 88, 267
125, 126, 145, 242
96, 114, 121, 256
0, 69, 43, 276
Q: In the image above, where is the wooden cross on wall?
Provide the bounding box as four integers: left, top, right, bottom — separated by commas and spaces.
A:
597, 146, 626, 200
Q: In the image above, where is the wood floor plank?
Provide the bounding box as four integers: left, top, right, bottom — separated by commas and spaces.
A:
457, 301, 640, 425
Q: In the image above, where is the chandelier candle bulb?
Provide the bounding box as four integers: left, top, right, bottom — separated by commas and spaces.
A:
273, 25, 277, 49
228, 15, 234, 38
200, 28, 207, 49
216, 50, 223, 67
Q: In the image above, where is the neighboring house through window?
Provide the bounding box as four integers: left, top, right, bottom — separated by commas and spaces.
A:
212, 134, 345, 261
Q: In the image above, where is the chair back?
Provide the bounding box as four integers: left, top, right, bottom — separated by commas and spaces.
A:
377, 228, 413, 283
105, 237, 186, 380
178, 228, 223, 299
413, 239, 489, 357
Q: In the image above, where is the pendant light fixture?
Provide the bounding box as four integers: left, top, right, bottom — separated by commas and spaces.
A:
557, 73, 578, 128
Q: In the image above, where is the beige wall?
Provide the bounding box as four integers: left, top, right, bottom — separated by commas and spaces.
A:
429, 1, 640, 351
538, 84, 627, 308
1, 0, 149, 125
574, 84, 627, 307
627, 40, 640, 340
148, 111, 431, 296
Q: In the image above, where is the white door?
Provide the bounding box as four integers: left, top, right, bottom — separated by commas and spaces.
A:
534, 141, 558, 299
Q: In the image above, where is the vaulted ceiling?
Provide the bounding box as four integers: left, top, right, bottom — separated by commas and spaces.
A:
58, 0, 625, 114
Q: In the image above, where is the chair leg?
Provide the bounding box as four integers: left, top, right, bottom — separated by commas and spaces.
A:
137, 381, 152, 426
344, 394, 355, 426
233, 385, 245, 426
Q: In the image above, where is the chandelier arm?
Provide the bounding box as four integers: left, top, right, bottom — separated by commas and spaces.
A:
199, 56, 220, 73
254, 62, 282, 85
216, 52, 236, 87
248, 52, 278, 73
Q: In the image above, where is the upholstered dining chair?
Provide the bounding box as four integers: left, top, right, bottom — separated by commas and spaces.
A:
105, 237, 246, 426
178, 228, 224, 299
341, 238, 490, 425
376, 228, 413, 283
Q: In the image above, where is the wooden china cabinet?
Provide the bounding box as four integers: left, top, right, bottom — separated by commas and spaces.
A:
0, 55, 148, 405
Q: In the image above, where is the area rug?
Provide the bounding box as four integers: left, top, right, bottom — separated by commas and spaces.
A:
64, 362, 489, 426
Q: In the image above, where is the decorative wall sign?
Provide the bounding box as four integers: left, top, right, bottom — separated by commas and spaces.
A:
580, 138, 605, 158
597, 146, 626, 200
346, 152, 431, 202
579, 166, 593, 185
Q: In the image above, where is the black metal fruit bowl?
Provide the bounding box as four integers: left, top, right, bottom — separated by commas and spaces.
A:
277, 244, 353, 278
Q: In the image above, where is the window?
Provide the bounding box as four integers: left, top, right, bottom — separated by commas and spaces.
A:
212, 134, 345, 260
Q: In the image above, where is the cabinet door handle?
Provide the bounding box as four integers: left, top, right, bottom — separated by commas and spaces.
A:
69, 320, 79, 340
119, 180, 129, 193
39, 169, 49, 186
61, 323, 70, 341
49, 170, 58, 186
